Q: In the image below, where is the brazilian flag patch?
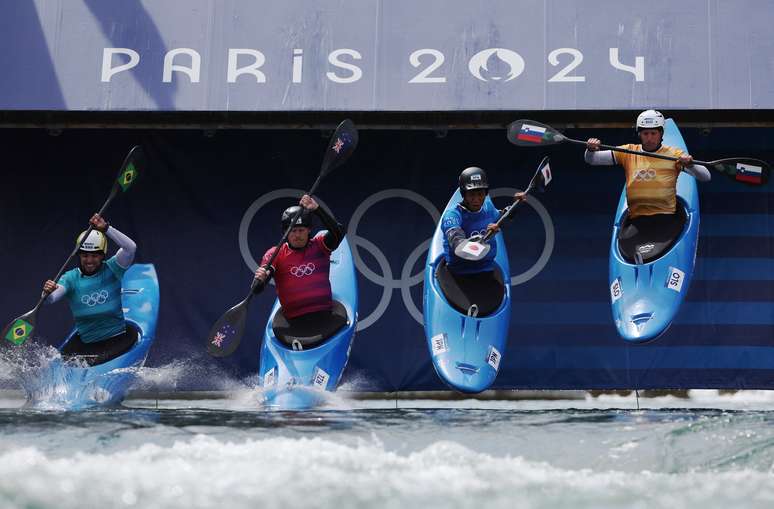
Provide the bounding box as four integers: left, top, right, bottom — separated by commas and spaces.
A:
118, 162, 137, 192
4, 318, 32, 345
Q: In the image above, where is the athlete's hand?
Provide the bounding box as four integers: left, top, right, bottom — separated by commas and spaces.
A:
42, 280, 58, 294
486, 223, 500, 235
678, 154, 694, 168
89, 214, 109, 233
513, 191, 527, 202
586, 138, 601, 151
299, 194, 319, 211
254, 267, 270, 283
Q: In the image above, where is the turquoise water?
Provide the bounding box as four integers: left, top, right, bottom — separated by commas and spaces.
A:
1, 391, 774, 509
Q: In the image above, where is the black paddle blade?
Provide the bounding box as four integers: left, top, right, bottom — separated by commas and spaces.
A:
507, 119, 565, 147
115, 145, 145, 193
206, 300, 249, 357
320, 119, 359, 177
1, 309, 36, 347
707, 158, 770, 186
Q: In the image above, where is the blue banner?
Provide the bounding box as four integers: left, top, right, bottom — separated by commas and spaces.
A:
0, 126, 773, 390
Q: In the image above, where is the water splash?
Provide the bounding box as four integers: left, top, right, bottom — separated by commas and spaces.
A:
0, 341, 80, 409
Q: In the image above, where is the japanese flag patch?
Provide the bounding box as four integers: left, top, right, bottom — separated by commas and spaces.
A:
541, 162, 552, 185
461, 242, 484, 257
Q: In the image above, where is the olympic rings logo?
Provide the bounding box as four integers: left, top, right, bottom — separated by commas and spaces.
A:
239, 188, 554, 332
81, 289, 109, 307
634, 169, 657, 181
289, 263, 316, 277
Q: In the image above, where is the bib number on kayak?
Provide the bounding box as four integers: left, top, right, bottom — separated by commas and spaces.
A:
486, 346, 501, 371
263, 367, 276, 387
431, 333, 448, 356
610, 278, 623, 303
312, 367, 330, 391
665, 267, 685, 293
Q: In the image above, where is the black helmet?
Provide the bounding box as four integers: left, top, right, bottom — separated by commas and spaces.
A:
459, 167, 489, 195
281, 205, 313, 231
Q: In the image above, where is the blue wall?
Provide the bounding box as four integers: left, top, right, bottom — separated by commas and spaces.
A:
1, 126, 772, 390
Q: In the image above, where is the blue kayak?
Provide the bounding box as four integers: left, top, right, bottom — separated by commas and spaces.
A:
258, 237, 358, 410
423, 193, 511, 393
26, 264, 160, 409
609, 119, 699, 342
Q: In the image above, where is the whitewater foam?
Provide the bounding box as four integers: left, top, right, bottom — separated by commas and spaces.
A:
1, 434, 773, 509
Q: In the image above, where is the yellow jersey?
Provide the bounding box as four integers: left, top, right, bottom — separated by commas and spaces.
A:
614, 144, 684, 218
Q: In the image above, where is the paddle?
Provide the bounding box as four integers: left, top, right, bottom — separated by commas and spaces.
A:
506, 119, 771, 186
454, 156, 552, 262
2, 145, 145, 347
206, 119, 359, 358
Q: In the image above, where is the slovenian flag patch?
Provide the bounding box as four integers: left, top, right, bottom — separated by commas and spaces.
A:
736, 162, 763, 184
517, 123, 546, 143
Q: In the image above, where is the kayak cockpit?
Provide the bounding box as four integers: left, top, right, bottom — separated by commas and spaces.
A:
617, 203, 688, 264
271, 300, 348, 350
435, 260, 505, 317
59, 323, 140, 367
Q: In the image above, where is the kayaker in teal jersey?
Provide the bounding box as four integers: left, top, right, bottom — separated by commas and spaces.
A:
42, 213, 137, 364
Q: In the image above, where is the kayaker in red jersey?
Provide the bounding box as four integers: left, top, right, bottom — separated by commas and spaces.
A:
252, 194, 346, 347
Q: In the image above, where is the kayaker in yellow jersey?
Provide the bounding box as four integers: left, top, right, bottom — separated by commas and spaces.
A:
584, 110, 711, 262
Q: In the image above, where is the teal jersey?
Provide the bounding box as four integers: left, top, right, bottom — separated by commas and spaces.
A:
57, 256, 128, 343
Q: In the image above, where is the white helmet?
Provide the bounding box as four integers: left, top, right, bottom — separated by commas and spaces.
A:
76, 230, 108, 254
636, 109, 665, 131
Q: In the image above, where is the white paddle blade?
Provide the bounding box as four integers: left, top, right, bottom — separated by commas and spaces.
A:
454, 239, 491, 261
539, 159, 552, 187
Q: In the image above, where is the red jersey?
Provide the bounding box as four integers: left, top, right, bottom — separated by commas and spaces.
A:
261, 234, 333, 319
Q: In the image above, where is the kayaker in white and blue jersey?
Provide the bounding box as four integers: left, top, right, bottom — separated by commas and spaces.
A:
42, 213, 137, 364
441, 167, 525, 275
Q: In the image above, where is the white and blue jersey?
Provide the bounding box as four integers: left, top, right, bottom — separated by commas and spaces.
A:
441, 197, 500, 274
57, 256, 128, 343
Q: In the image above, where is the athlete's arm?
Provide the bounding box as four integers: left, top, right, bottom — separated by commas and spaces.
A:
584, 150, 617, 166
315, 206, 345, 251
42, 281, 66, 304
584, 138, 617, 166
681, 163, 711, 182
252, 266, 275, 295
497, 191, 528, 222
253, 246, 278, 295
441, 209, 467, 251
106, 226, 137, 268
445, 226, 467, 250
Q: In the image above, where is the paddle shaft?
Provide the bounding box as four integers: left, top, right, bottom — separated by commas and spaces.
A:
481, 192, 531, 243
562, 136, 714, 166
481, 158, 548, 243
